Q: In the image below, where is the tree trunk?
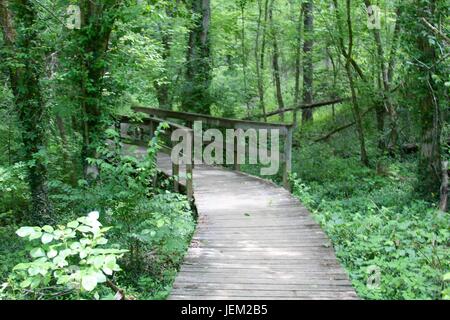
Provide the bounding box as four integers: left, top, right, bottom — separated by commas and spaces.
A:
268, 0, 285, 122
302, 0, 314, 124
240, 2, 250, 117
260, 0, 269, 71
0, 0, 52, 222
412, 0, 442, 197
182, 0, 212, 114
255, 0, 267, 122
364, 0, 398, 152
154, 28, 172, 110
440, 161, 448, 212
78, 0, 118, 174
293, 5, 303, 127
342, 0, 369, 166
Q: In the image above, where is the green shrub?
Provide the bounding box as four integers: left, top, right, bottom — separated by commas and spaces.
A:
3, 212, 127, 300
292, 168, 449, 300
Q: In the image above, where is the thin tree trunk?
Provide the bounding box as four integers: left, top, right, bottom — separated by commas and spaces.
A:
255, 0, 267, 122
364, 0, 398, 152
260, 0, 269, 71
302, 0, 314, 124
342, 0, 369, 166
240, 3, 250, 117
440, 161, 448, 212
326, 46, 338, 122
268, 0, 285, 122
293, 5, 304, 127
154, 27, 172, 109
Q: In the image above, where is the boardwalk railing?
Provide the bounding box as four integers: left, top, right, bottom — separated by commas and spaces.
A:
126, 106, 294, 191
119, 115, 194, 200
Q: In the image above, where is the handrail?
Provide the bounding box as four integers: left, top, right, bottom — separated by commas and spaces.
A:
119, 115, 194, 200
132, 106, 293, 135
127, 106, 294, 191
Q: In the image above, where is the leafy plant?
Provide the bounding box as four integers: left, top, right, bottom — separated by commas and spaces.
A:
4, 212, 127, 300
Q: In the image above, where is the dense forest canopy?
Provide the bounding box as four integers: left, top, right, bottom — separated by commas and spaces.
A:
0, 0, 448, 300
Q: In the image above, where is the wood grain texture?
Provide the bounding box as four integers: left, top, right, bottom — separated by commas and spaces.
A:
120, 145, 357, 300
149, 153, 358, 300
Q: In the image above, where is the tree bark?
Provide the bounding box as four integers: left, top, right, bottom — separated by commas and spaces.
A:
182, 0, 212, 114
0, 0, 52, 222
239, 2, 250, 117
412, 0, 442, 197
255, 0, 267, 122
364, 0, 398, 152
77, 0, 119, 174
440, 161, 448, 212
268, 0, 285, 122
301, 0, 314, 124
334, 0, 369, 166
293, 4, 303, 127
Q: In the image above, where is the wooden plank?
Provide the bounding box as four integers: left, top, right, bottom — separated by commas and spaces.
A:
157, 152, 356, 300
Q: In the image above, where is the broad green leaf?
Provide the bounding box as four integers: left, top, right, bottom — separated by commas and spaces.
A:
102, 267, 113, 275
30, 248, 46, 258
81, 275, 98, 292
42, 225, 54, 233
41, 233, 54, 244
78, 226, 92, 233
16, 227, 35, 238
88, 211, 100, 220
67, 221, 79, 229
20, 278, 32, 288
47, 249, 58, 259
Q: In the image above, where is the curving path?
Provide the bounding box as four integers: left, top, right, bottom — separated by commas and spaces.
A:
152, 153, 358, 300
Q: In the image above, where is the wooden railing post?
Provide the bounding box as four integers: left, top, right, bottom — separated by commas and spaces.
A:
234, 135, 241, 172
283, 127, 293, 191
149, 119, 155, 140
172, 134, 180, 193
186, 129, 194, 201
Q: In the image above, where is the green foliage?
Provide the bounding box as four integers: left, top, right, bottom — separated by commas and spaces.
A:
291, 145, 449, 300
0, 163, 29, 220
46, 123, 195, 299
4, 212, 127, 300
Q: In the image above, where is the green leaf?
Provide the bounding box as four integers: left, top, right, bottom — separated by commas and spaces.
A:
20, 278, 32, 288
30, 278, 41, 289
13, 263, 30, 271
41, 233, 54, 244
30, 247, 46, 258
102, 267, 113, 275
95, 272, 107, 283
78, 226, 92, 233
67, 221, 79, 229
42, 225, 54, 233
29, 229, 43, 241
16, 227, 34, 238
81, 275, 98, 292
47, 249, 58, 259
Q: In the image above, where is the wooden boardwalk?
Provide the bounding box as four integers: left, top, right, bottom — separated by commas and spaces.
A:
153, 153, 358, 300
120, 108, 357, 300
